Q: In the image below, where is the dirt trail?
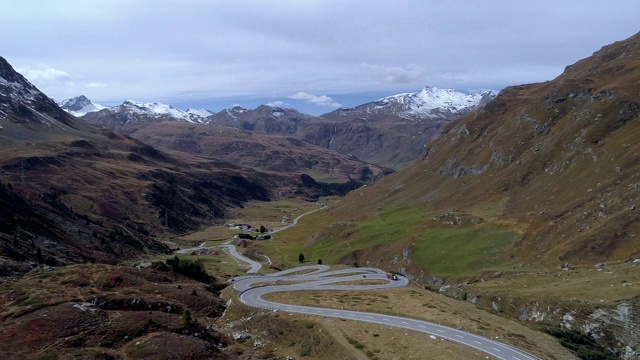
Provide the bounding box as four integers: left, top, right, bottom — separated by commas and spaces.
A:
322, 319, 369, 360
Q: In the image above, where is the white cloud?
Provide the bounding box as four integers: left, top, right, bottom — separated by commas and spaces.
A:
86, 82, 107, 88
16, 64, 74, 86
4, 2, 640, 108
361, 63, 427, 84
266, 100, 286, 107
288, 92, 341, 108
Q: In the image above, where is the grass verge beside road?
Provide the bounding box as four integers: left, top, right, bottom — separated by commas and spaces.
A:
261, 282, 576, 360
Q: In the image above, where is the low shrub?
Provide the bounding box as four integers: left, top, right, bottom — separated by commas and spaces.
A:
166, 256, 210, 283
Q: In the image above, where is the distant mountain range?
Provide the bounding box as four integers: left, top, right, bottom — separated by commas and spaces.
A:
65, 98, 214, 126
60, 87, 495, 124
60, 87, 496, 169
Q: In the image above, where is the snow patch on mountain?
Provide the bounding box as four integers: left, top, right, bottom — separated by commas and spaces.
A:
377, 87, 496, 119
1, 57, 83, 131
1, 72, 45, 105
118, 100, 212, 123
186, 108, 213, 118
60, 95, 214, 123
223, 106, 249, 120
323, 86, 496, 122
123, 100, 183, 117
59, 95, 107, 116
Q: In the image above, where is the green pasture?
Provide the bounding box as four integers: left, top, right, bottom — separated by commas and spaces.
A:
261, 205, 518, 278
412, 226, 517, 277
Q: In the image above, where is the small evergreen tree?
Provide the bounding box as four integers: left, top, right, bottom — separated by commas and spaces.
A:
181, 309, 194, 326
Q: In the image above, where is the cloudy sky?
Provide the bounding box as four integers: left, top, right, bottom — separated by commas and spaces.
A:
3, 1, 640, 115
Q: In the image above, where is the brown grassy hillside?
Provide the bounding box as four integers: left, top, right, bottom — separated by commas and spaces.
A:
330, 31, 640, 266
126, 121, 393, 183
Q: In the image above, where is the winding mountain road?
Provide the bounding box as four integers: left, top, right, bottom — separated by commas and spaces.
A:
230, 266, 540, 360
176, 206, 326, 273
270, 205, 326, 234
176, 206, 540, 359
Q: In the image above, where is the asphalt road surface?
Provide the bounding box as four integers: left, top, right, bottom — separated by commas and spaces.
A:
270, 205, 326, 234
176, 206, 326, 273
230, 266, 541, 360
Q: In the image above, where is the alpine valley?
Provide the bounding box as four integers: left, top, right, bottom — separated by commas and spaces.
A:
1, 31, 639, 360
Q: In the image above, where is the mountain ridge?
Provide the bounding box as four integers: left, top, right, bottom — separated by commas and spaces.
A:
62, 88, 495, 169
61, 87, 494, 122
326, 87, 497, 121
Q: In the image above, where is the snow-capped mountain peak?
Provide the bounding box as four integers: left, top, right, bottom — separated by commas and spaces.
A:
375, 86, 496, 119
186, 108, 213, 118
116, 100, 214, 123
322, 86, 495, 122
122, 100, 183, 117
59, 95, 107, 116
79, 98, 214, 126
60, 95, 215, 125
221, 106, 248, 120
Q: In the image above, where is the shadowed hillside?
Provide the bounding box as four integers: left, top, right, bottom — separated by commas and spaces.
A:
0, 56, 272, 274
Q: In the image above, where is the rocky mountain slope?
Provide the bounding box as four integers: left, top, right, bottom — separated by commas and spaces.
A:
207, 104, 316, 134
299, 87, 496, 169
0, 56, 273, 275
328, 87, 496, 121
127, 121, 393, 184
0, 263, 242, 359
78, 101, 394, 191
